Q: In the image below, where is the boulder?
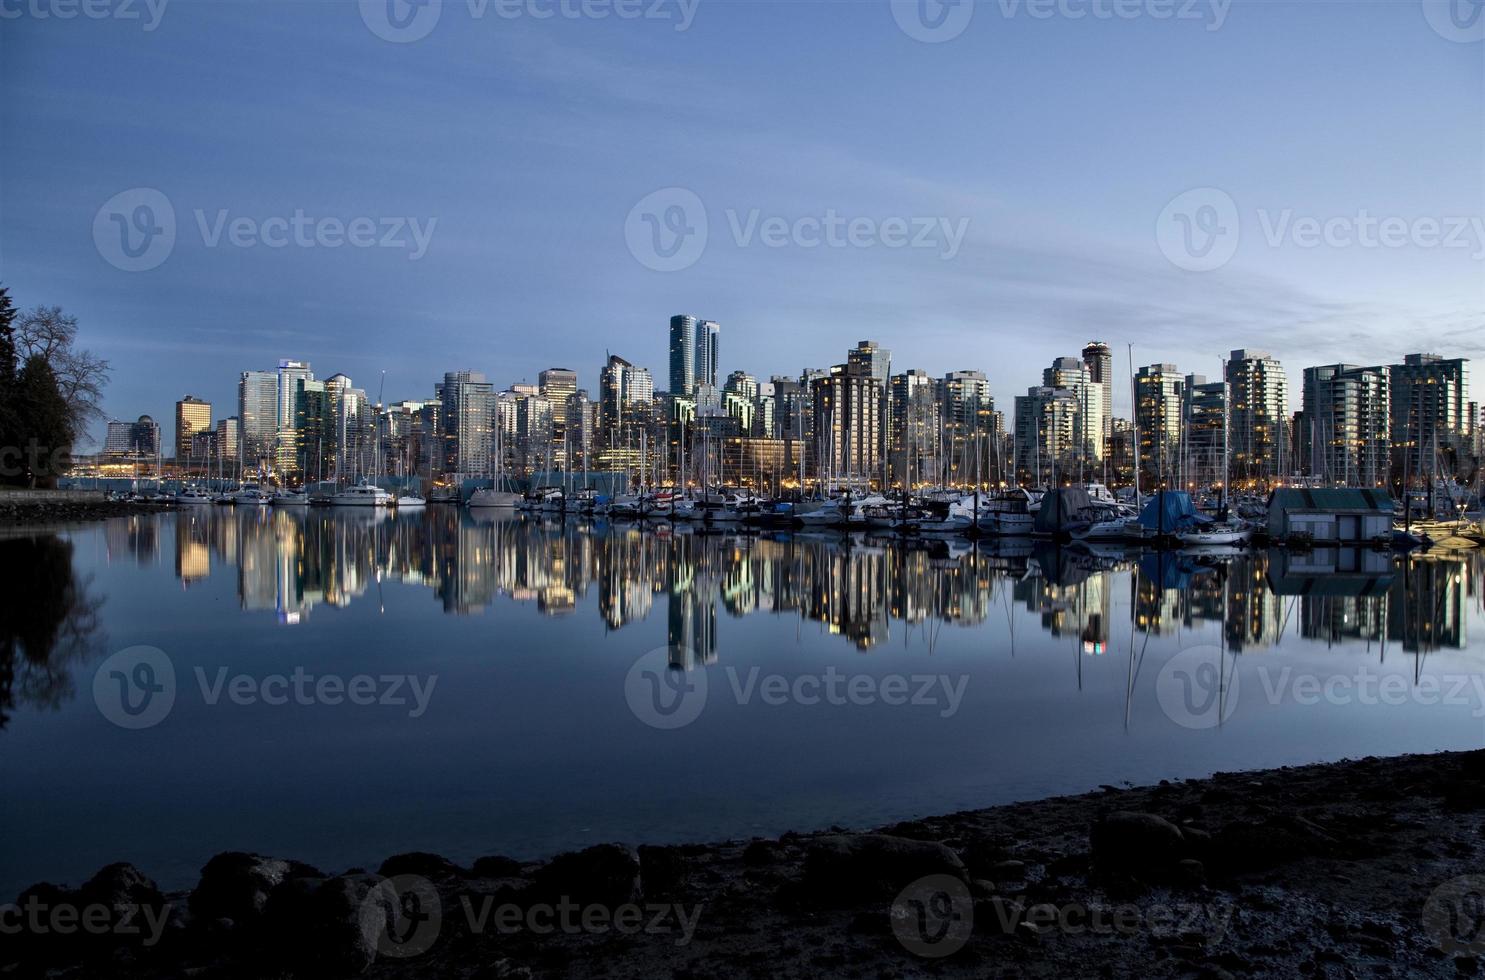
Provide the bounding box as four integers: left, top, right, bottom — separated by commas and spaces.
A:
190, 852, 322, 926
377, 852, 465, 881
471, 855, 524, 879
263, 874, 416, 977
802, 834, 968, 905
1090, 812, 1186, 876
531, 843, 642, 907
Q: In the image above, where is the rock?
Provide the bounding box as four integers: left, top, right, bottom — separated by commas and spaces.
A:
377, 852, 464, 880
802, 834, 968, 905
972, 878, 998, 897
1208, 815, 1337, 874
1177, 859, 1206, 888
190, 852, 322, 927
76, 863, 169, 951
992, 859, 1027, 880
1090, 812, 1186, 876
637, 845, 688, 894
262, 874, 412, 976
471, 855, 524, 879
531, 843, 642, 907
742, 840, 779, 866
3, 882, 77, 965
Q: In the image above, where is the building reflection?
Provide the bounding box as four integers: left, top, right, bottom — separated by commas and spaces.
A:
124, 510, 1483, 662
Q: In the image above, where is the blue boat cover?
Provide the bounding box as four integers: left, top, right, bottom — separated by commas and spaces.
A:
1137, 490, 1213, 533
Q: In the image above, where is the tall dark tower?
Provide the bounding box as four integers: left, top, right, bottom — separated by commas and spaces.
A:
1082, 340, 1114, 439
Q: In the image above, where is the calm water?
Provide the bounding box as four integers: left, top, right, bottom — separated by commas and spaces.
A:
2, 508, 1483, 895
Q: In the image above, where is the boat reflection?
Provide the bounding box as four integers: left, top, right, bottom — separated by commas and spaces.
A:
96, 509, 1484, 663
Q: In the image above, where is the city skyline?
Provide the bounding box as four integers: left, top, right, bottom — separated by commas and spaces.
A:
4, 1, 1481, 452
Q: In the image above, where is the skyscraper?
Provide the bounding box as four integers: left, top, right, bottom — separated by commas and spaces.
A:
175, 395, 211, 465
668, 315, 719, 395
1134, 364, 1183, 486
1081, 341, 1114, 440
1182, 375, 1228, 487
812, 364, 886, 486
1301, 364, 1389, 486
1388, 353, 1470, 480
276, 359, 313, 477
1043, 356, 1104, 467
239, 370, 278, 471
1226, 349, 1289, 483
539, 368, 579, 469
1013, 386, 1079, 485
437, 371, 495, 476
889, 369, 941, 487
941, 370, 993, 485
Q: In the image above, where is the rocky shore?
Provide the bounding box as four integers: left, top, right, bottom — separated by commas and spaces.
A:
0, 496, 173, 527
7, 750, 1485, 978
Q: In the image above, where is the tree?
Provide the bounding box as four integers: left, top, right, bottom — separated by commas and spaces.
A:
15, 305, 110, 436
0, 286, 15, 469
12, 355, 73, 488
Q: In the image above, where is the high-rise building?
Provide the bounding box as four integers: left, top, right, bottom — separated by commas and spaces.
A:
1226, 349, 1289, 484
1182, 375, 1228, 488
214, 416, 240, 463
239, 370, 278, 471
890, 369, 941, 487
1300, 364, 1390, 486
668, 315, 719, 395
1044, 356, 1104, 467
104, 419, 134, 456
175, 395, 211, 465
1388, 353, 1470, 479
1013, 386, 1079, 484
276, 359, 313, 477
1081, 341, 1114, 441
437, 371, 495, 476
941, 370, 994, 485
131, 415, 160, 458
812, 364, 886, 486
1134, 364, 1183, 486
538, 368, 579, 469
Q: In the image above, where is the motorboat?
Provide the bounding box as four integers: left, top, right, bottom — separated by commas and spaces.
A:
330, 480, 393, 507
469, 487, 521, 508
1175, 521, 1251, 546
394, 493, 426, 509
271, 488, 309, 506
175, 485, 213, 505
233, 484, 273, 505
977, 490, 1035, 536
796, 499, 847, 528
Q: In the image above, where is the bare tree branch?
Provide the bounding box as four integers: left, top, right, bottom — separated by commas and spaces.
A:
15, 305, 111, 433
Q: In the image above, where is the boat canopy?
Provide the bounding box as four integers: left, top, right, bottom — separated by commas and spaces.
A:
1137, 490, 1212, 534
1033, 488, 1093, 534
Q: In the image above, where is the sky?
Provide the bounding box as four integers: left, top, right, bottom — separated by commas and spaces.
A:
2, 0, 1482, 447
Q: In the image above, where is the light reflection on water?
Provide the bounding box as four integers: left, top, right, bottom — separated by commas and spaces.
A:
0, 507, 1481, 894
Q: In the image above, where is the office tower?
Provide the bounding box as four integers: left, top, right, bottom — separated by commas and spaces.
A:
1013, 386, 1080, 484
131, 415, 160, 457
1226, 349, 1289, 483
565, 391, 594, 471
724, 370, 759, 401
599, 354, 653, 443
811, 364, 886, 486
1043, 356, 1104, 467
890, 369, 941, 487
1081, 341, 1114, 440
538, 368, 579, 469
275, 359, 313, 477
1300, 364, 1390, 486
1134, 364, 1184, 486
239, 370, 278, 471
668, 315, 719, 395
941, 370, 994, 485
1182, 375, 1228, 488
437, 371, 495, 476
104, 420, 133, 455
175, 395, 211, 465
847, 340, 891, 384
295, 379, 330, 481
516, 394, 556, 476
214, 416, 240, 463
1389, 353, 1470, 479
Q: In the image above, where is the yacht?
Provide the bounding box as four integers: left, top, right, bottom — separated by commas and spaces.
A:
468, 486, 521, 508
1176, 522, 1252, 546
977, 490, 1035, 536
330, 480, 393, 507
394, 493, 426, 509
271, 488, 310, 506
233, 484, 273, 505
796, 498, 848, 529
175, 485, 213, 505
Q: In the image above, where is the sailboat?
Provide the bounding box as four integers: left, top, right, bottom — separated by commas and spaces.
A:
469, 424, 521, 508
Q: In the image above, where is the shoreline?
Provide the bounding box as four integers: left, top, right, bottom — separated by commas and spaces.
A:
8, 749, 1485, 977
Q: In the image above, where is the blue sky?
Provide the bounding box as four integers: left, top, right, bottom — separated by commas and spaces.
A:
2, 0, 1482, 446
